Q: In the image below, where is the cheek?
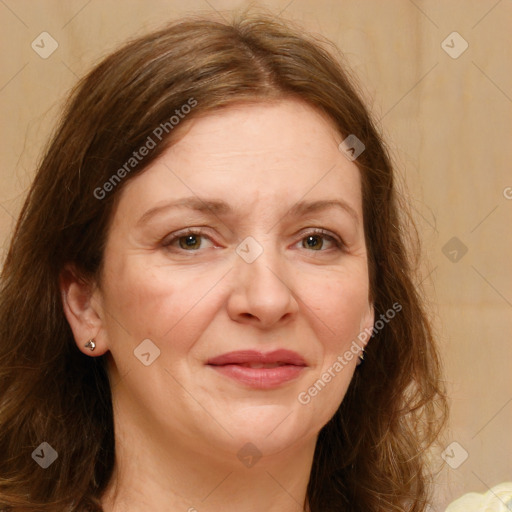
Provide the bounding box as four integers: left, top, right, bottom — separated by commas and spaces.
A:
101, 256, 226, 346
299, 268, 370, 352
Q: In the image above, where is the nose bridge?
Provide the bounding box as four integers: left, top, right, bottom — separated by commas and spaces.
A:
236, 234, 288, 292
229, 234, 297, 324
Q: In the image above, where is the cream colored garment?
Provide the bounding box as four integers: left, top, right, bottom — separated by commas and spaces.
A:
445, 483, 512, 512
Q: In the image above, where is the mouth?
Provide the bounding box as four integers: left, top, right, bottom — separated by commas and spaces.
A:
206, 350, 307, 389
206, 349, 307, 367
228, 362, 290, 369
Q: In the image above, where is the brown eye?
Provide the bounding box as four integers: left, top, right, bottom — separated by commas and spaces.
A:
163, 230, 215, 252
300, 230, 341, 252
178, 234, 203, 250
303, 235, 324, 251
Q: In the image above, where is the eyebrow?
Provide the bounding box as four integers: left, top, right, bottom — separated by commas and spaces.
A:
137, 197, 231, 226
137, 196, 359, 226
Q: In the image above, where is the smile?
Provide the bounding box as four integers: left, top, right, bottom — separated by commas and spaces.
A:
206, 349, 307, 389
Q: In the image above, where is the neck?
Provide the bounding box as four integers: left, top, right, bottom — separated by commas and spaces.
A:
100, 392, 316, 512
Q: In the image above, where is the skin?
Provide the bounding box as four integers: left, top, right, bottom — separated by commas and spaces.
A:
61, 98, 374, 512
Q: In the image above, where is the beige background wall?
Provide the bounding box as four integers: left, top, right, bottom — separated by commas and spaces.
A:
1, 1, 510, 509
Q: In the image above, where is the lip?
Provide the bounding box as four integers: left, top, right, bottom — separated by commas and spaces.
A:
207, 349, 307, 389
207, 349, 306, 366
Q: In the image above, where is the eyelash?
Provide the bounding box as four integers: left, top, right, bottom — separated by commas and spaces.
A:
162, 228, 344, 253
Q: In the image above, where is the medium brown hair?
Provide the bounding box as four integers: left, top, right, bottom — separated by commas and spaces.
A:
0, 11, 447, 512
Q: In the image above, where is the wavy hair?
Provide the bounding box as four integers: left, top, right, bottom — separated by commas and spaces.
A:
0, 11, 447, 512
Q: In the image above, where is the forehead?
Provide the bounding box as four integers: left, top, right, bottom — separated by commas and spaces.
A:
171, 98, 343, 169
116, 98, 363, 223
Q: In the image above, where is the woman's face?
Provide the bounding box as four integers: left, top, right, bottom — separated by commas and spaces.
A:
90, 98, 373, 462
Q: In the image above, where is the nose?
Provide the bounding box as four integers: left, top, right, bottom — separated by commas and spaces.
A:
226, 240, 299, 329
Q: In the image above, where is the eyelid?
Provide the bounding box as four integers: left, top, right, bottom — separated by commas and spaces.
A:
162, 227, 345, 252
162, 227, 217, 248
295, 227, 345, 250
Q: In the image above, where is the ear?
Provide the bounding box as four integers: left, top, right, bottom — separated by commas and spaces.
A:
59, 265, 108, 356
360, 302, 375, 348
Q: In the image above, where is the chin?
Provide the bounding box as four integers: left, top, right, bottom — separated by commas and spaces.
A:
215, 409, 316, 455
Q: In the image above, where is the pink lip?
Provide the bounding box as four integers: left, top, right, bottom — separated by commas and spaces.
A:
207, 349, 306, 366
207, 350, 307, 389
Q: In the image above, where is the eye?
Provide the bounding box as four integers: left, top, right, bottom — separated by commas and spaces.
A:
162, 227, 344, 254
299, 229, 343, 251
163, 229, 215, 251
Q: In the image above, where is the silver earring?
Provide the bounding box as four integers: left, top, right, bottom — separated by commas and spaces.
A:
84, 339, 96, 351
357, 348, 365, 366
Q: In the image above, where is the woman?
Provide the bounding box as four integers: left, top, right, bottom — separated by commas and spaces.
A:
0, 11, 447, 512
